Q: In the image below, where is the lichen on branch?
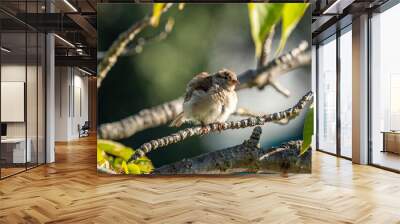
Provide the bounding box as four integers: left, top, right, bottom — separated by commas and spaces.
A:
128, 91, 313, 162
153, 127, 310, 174
99, 97, 183, 140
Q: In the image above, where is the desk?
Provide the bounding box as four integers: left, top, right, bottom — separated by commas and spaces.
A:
1, 138, 31, 163
382, 131, 400, 154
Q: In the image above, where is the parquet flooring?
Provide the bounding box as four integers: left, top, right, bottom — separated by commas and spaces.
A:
1, 135, 400, 223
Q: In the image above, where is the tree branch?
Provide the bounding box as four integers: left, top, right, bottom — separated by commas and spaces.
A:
269, 78, 291, 97
99, 97, 183, 140
98, 42, 311, 140
233, 107, 288, 125
128, 91, 313, 162
97, 5, 172, 88
98, 17, 150, 88
237, 41, 310, 91
258, 25, 275, 69
152, 127, 310, 174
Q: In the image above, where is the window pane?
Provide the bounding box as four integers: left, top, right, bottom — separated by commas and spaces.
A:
318, 37, 337, 154
340, 29, 352, 158
27, 30, 38, 168
1, 31, 27, 177
371, 4, 400, 171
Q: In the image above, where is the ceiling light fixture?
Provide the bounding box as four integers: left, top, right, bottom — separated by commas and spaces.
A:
63, 0, 78, 12
1, 47, 11, 53
322, 0, 354, 15
78, 67, 93, 76
323, 0, 342, 14
54, 34, 75, 48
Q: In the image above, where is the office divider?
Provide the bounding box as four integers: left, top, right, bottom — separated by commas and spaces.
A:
0, 1, 46, 179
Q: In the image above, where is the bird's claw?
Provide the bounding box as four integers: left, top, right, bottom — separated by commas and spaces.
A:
199, 122, 224, 135
200, 126, 208, 136
217, 122, 224, 133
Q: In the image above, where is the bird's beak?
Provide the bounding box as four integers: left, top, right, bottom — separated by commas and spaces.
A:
232, 80, 240, 85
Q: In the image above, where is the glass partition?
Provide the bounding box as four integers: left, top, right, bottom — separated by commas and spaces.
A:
27, 30, 38, 169
317, 36, 337, 155
339, 27, 352, 158
1, 31, 28, 177
370, 3, 400, 171
0, 1, 46, 179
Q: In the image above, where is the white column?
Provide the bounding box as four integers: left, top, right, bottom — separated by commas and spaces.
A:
46, 1, 55, 163
352, 14, 369, 164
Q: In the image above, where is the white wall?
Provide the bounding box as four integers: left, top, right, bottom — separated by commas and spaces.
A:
1, 63, 46, 164
1, 65, 34, 137
55, 66, 89, 141
55, 66, 69, 141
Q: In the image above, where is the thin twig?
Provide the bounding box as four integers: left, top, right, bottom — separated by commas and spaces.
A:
259, 147, 288, 161
128, 91, 313, 162
153, 127, 310, 174
97, 17, 150, 88
97, 17, 175, 59
237, 41, 310, 91
232, 107, 262, 118
97, 5, 172, 88
124, 17, 175, 56
269, 78, 291, 97
98, 43, 311, 140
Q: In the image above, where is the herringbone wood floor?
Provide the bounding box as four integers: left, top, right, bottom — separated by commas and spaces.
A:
0, 135, 400, 224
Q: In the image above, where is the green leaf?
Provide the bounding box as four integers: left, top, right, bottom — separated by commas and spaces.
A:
150, 3, 166, 27
98, 139, 134, 161
97, 147, 106, 164
121, 161, 129, 174
97, 139, 154, 174
248, 3, 284, 57
113, 157, 123, 170
133, 158, 154, 174
276, 3, 309, 55
300, 104, 314, 156
127, 163, 142, 174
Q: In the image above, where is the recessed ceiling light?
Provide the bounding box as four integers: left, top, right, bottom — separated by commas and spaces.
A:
78, 67, 93, 76
54, 34, 75, 48
63, 0, 78, 12
1, 47, 11, 53
322, 0, 353, 15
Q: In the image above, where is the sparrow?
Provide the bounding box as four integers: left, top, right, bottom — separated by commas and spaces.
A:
170, 69, 239, 128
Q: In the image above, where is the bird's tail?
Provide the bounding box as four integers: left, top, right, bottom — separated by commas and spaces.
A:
169, 112, 185, 127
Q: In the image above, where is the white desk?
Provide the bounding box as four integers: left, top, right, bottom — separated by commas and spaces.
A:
1, 138, 31, 163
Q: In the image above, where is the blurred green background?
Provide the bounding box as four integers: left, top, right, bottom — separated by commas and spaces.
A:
98, 4, 311, 168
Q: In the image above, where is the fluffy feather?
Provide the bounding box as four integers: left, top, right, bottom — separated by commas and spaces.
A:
170, 69, 239, 127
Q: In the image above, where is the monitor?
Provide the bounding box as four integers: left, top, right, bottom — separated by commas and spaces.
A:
1, 123, 7, 137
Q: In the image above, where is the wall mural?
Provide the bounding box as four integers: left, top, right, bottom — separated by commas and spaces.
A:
97, 3, 313, 175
